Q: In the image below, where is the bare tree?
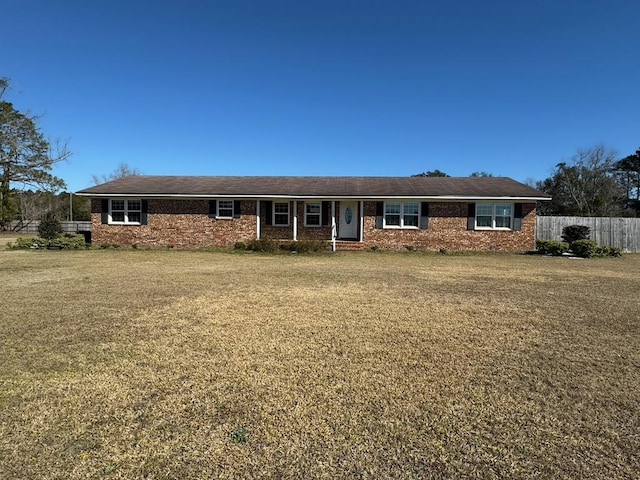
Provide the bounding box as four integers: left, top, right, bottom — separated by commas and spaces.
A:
92, 163, 142, 185
537, 144, 624, 216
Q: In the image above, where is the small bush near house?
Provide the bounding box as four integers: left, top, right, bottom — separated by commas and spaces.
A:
570, 240, 623, 258
282, 239, 327, 253
562, 225, 590, 244
570, 239, 598, 258
246, 238, 280, 253
536, 239, 569, 256
234, 241, 247, 250
47, 234, 87, 249
8, 237, 47, 250
37, 214, 63, 240
596, 245, 623, 257
9, 234, 86, 250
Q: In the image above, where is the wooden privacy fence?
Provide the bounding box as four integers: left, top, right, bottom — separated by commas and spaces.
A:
536, 216, 640, 252
9, 220, 92, 235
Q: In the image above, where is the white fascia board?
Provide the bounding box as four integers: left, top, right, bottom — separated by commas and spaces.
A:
75, 193, 550, 202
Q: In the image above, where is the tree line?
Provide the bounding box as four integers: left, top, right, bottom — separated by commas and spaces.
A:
535, 145, 640, 217
413, 145, 640, 217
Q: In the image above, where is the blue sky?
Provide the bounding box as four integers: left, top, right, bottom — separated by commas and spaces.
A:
3, 0, 639, 192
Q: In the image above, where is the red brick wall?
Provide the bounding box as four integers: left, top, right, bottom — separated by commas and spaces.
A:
363, 201, 536, 251
91, 199, 256, 247
91, 198, 537, 251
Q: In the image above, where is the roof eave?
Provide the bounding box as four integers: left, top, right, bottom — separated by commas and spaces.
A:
75, 192, 551, 201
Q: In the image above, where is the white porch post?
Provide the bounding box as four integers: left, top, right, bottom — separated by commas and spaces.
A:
256, 200, 261, 239
359, 200, 364, 242
331, 200, 337, 252
293, 200, 298, 241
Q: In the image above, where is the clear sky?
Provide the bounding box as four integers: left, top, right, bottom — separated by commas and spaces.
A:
3, 0, 639, 192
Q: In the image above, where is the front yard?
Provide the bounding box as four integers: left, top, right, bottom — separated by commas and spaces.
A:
0, 249, 638, 479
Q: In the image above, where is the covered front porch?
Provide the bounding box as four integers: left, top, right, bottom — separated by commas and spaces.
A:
254, 199, 365, 251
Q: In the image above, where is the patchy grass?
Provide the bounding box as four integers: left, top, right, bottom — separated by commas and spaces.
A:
0, 250, 638, 479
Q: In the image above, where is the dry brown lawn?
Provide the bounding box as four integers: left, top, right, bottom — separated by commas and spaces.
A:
0, 249, 638, 479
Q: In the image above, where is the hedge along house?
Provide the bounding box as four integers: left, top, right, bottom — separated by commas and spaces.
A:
76, 176, 550, 251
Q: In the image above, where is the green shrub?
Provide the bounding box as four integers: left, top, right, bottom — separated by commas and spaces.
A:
9, 237, 47, 249
38, 214, 63, 240
570, 239, 598, 258
47, 234, 86, 249
285, 239, 327, 253
246, 238, 280, 253
234, 241, 247, 250
605, 246, 623, 257
9, 234, 86, 250
536, 239, 569, 255
98, 243, 121, 249
594, 245, 623, 257
562, 225, 590, 244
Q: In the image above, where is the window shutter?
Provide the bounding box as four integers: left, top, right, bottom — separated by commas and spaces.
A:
265, 201, 273, 226
513, 203, 523, 231
141, 200, 148, 225
375, 201, 384, 229
208, 200, 217, 218
233, 200, 241, 218
467, 203, 476, 230
321, 201, 330, 226
420, 202, 429, 229
101, 199, 109, 224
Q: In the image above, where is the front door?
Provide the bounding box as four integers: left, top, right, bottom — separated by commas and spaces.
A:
339, 201, 358, 239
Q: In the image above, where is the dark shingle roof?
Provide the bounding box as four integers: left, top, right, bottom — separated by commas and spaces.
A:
77, 175, 550, 200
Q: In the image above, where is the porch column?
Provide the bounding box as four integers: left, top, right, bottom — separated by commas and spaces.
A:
359, 200, 364, 242
293, 200, 298, 241
256, 200, 261, 239
331, 201, 336, 252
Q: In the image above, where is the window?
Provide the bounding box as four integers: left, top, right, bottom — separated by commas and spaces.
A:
305, 202, 321, 226
217, 200, 233, 218
384, 201, 419, 228
475, 203, 512, 229
273, 202, 290, 226
110, 199, 141, 224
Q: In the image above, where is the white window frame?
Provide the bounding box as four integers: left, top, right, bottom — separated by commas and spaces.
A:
475, 203, 513, 230
273, 202, 290, 227
383, 201, 420, 229
217, 199, 234, 218
109, 199, 142, 225
304, 202, 321, 227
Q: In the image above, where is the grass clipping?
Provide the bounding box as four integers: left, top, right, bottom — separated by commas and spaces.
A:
0, 250, 639, 479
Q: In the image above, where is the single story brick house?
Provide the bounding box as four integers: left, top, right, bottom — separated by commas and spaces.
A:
76, 175, 550, 251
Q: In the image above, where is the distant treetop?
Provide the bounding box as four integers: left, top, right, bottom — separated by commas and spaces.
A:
411, 169, 450, 177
